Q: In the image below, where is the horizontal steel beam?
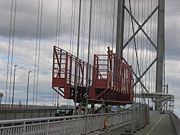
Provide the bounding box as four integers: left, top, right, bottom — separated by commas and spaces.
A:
135, 93, 174, 99
88, 99, 133, 105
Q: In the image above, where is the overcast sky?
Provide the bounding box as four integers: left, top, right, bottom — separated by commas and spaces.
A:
0, 0, 180, 117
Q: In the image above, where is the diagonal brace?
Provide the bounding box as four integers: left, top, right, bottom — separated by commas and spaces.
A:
123, 58, 149, 93
123, 6, 158, 50
124, 6, 157, 50
133, 58, 157, 87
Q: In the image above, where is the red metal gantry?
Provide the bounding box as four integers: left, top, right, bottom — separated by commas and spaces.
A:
52, 46, 89, 102
52, 46, 134, 104
89, 47, 134, 103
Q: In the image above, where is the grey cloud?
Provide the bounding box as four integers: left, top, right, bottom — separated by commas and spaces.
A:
0, 0, 119, 42
166, 23, 180, 60
165, 0, 180, 60
0, 0, 67, 39
166, 0, 180, 17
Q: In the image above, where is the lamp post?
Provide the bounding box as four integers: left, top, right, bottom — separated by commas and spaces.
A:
12, 64, 18, 107
26, 71, 31, 106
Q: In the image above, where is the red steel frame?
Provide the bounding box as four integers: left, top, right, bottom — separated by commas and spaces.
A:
52, 46, 90, 102
52, 46, 134, 104
89, 47, 134, 102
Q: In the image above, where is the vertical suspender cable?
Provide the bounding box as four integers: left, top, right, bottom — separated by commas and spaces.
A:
69, 0, 78, 56
111, 0, 116, 50
54, 0, 59, 106
74, 0, 82, 114
91, 0, 95, 57
70, 0, 74, 53
107, 0, 111, 50
55, 0, 60, 45
35, 0, 43, 105
55, 0, 62, 106
80, 0, 86, 60
132, 0, 136, 102
140, 0, 143, 95
151, 0, 155, 93
33, 0, 40, 106
154, 1, 157, 92
35, 0, 41, 106
94, 0, 97, 59
97, 1, 101, 54
146, 0, 150, 105
93, 0, 98, 54
57, 0, 62, 46
103, 1, 107, 53
145, 0, 148, 94
54, 0, 60, 104
85, 0, 92, 115
9, 0, 18, 105
5, 0, 14, 105
71, 0, 77, 54
149, 0, 152, 94
85, 1, 92, 133
127, 1, 130, 62
128, 0, 141, 77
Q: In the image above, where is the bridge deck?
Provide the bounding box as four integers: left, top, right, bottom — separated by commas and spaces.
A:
101, 111, 176, 135
135, 112, 176, 135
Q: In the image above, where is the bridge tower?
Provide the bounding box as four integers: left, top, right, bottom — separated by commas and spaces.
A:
116, 0, 168, 111
156, 0, 165, 110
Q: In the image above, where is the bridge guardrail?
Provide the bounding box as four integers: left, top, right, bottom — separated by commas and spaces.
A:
0, 108, 57, 120
0, 111, 133, 135
0, 104, 57, 109
0, 104, 149, 135
170, 112, 180, 135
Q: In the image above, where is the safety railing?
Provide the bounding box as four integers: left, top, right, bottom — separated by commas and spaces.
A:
89, 47, 133, 102
0, 104, 57, 109
170, 112, 180, 135
0, 103, 149, 135
53, 46, 92, 87
52, 46, 92, 100
0, 111, 132, 135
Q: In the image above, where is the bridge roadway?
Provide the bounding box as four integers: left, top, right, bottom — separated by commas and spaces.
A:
134, 112, 176, 135
101, 111, 177, 135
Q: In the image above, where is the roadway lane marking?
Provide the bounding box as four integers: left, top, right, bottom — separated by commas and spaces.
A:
146, 115, 164, 135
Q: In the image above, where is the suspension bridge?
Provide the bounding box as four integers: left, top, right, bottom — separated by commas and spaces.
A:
0, 0, 179, 135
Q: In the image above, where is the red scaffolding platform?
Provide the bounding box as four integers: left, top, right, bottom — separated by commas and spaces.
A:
52, 46, 90, 102
89, 47, 134, 103
52, 46, 134, 104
